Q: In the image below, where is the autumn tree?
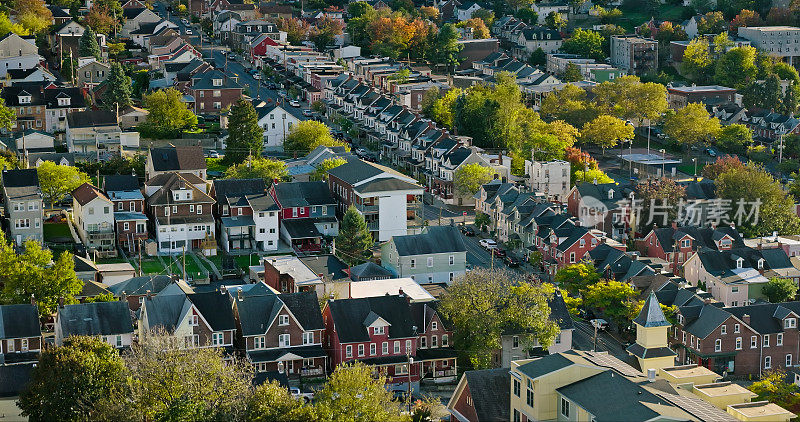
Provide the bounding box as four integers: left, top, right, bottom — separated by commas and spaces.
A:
697, 11, 726, 34
702, 155, 744, 179
85, 5, 118, 35
581, 115, 633, 152
277, 17, 309, 45
730, 9, 763, 34
456, 18, 489, 39
636, 179, 687, 227
662, 103, 721, 146
749, 370, 800, 410
14, 0, 52, 34
309, 16, 344, 49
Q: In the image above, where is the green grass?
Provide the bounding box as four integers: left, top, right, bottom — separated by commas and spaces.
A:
139, 259, 166, 275
206, 254, 223, 269
616, 4, 688, 31
43, 223, 71, 241
96, 257, 129, 265
195, 254, 217, 273
234, 255, 259, 270
676, 165, 697, 176
181, 257, 206, 278
206, 158, 228, 173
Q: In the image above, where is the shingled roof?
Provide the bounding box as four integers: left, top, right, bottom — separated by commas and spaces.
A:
391, 226, 466, 256
58, 301, 133, 337
463, 368, 511, 421
149, 146, 206, 172
0, 304, 40, 340
634, 291, 671, 328
326, 295, 417, 343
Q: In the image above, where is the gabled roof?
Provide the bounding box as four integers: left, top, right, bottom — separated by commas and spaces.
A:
106, 275, 174, 296
462, 368, 511, 421
272, 181, 334, 207
0, 304, 40, 340
327, 295, 417, 343
2, 168, 40, 200
149, 146, 206, 172
391, 226, 466, 256
146, 173, 214, 206
680, 303, 731, 339
727, 302, 800, 334
213, 178, 266, 206
349, 261, 393, 280
516, 353, 574, 379
72, 183, 110, 206
236, 291, 323, 336
188, 292, 236, 331
58, 301, 133, 337
67, 110, 117, 128
103, 175, 140, 192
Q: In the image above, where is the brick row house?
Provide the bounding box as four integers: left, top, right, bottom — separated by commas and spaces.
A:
211, 178, 280, 252
0, 82, 86, 132
268, 181, 338, 252
637, 224, 744, 276
185, 69, 244, 114
103, 175, 148, 253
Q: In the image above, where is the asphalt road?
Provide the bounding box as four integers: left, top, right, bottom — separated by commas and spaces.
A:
571, 319, 629, 359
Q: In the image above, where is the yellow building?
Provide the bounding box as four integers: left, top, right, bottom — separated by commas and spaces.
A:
658, 364, 720, 387
626, 291, 677, 373
693, 382, 757, 410
727, 401, 796, 422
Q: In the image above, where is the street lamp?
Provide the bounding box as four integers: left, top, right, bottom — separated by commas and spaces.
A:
406, 354, 414, 413
659, 149, 666, 178
282, 113, 287, 145
692, 158, 697, 179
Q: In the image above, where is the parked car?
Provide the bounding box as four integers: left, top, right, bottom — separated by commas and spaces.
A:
590, 318, 608, 330
503, 254, 519, 267
290, 100, 301, 107
289, 387, 314, 402
460, 225, 475, 236
208, 150, 220, 159
491, 248, 506, 258
705, 148, 717, 157
479, 239, 497, 249
355, 148, 367, 156
185, 28, 193, 35
302, 109, 313, 117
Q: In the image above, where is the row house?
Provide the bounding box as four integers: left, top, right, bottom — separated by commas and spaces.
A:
566, 181, 635, 240
103, 175, 148, 253
49, 21, 107, 61
186, 69, 243, 115
0, 304, 42, 365
140, 290, 236, 351
1, 82, 86, 132
65, 111, 140, 161
228, 20, 285, 53
121, 7, 161, 38
129, 19, 178, 47
211, 178, 280, 252
323, 294, 457, 393
55, 301, 134, 348
144, 172, 216, 255
72, 183, 117, 258
637, 224, 744, 275
327, 159, 423, 242
740, 109, 800, 142
269, 181, 338, 253
1, 169, 43, 246
146, 146, 207, 180
234, 290, 327, 377
588, 243, 657, 282
0, 33, 42, 79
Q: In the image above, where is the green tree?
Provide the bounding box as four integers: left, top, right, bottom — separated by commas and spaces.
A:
36, 162, 91, 206
0, 12, 28, 36
583, 280, 642, 325
697, 11, 726, 34
545, 11, 566, 30
561, 28, 604, 61
716, 163, 800, 237
515, 8, 538, 24
528, 47, 546, 66
540, 84, 599, 127
314, 363, 402, 422
554, 263, 600, 295
347, 1, 373, 18
18, 336, 125, 421
140, 87, 197, 138
245, 381, 316, 421
0, 98, 16, 131
388, 68, 411, 85
572, 167, 613, 184
562, 63, 582, 82
662, 103, 721, 146
592, 76, 668, 123
636, 179, 687, 226
225, 99, 264, 164
436, 23, 463, 73
749, 370, 800, 410
420, 86, 440, 118
430, 87, 462, 128
454, 163, 497, 197
78, 26, 101, 60
717, 123, 752, 152
285, 120, 347, 154
474, 211, 491, 231
581, 115, 633, 152
84, 292, 116, 303
715, 46, 758, 89
335, 205, 373, 265
763, 277, 799, 303
310, 157, 346, 181
473, 9, 495, 27
102, 62, 132, 111
439, 269, 559, 368
774, 61, 800, 84
681, 38, 713, 83
223, 157, 288, 185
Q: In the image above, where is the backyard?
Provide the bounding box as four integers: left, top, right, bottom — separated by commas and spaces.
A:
139, 258, 167, 275
43, 223, 72, 242
180, 256, 207, 279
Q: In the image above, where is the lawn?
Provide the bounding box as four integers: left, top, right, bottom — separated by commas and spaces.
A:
43, 223, 72, 242
206, 158, 228, 173
139, 259, 166, 275
96, 257, 129, 265
235, 254, 259, 270
617, 4, 688, 31
194, 253, 218, 274
206, 253, 223, 269
181, 257, 206, 279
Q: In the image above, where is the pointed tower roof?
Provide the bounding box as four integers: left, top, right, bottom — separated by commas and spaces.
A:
633, 291, 671, 328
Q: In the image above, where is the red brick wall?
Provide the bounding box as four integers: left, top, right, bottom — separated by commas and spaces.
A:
451, 384, 479, 422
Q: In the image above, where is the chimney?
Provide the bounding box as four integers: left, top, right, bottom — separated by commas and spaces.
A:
743, 314, 750, 325
398, 288, 404, 297
58, 297, 65, 308
220, 286, 227, 295
237, 287, 243, 301
146, 290, 152, 299
120, 291, 127, 302
647, 368, 656, 382
30, 294, 35, 306
671, 221, 678, 230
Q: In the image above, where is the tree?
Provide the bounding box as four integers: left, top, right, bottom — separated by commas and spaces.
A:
336, 205, 373, 265
388, 68, 410, 85
681, 38, 713, 83
702, 155, 744, 179
562, 63, 582, 82
540, 84, 599, 127
763, 277, 799, 303
591, 76, 668, 123
430, 87, 461, 128
711, 32, 733, 59
730, 9, 763, 34
277, 17, 309, 45
140, 88, 197, 138
309, 16, 344, 50
102, 62, 132, 111
285, 121, 346, 154
598, 7, 622, 24
636, 179, 687, 226
314, 363, 402, 421
767, 7, 794, 26
245, 381, 315, 421
14, 0, 52, 34
225, 99, 264, 164
561, 28, 604, 61
663, 103, 721, 146
554, 263, 600, 295
78, 26, 101, 60
774, 62, 800, 84
697, 11, 726, 34
545, 11, 566, 30
18, 336, 125, 421
0, 98, 15, 132
420, 6, 440, 21
515, 8, 537, 24
717, 123, 752, 152
436, 23, 463, 73
85, 5, 118, 35
715, 46, 758, 89
439, 269, 559, 368
223, 157, 288, 185
0, 234, 82, 318
454, 163, 497, 197
572, 167, 613, 184
581, 115, 633, 152
347, 1, 373, 18
456, 18, 490, 39
36, 162, 91, 206
0, 12, 28, 36
310, 157, 346, 181
474, 9, 495, 27
716, 163, 800, 237
528, 47, 546, 66
583, 280, 642, 325
749, 370, 800, 409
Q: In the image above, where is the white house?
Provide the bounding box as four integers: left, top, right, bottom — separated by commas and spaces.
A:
456, 1, 483, 20
255, 104, 300, 150
72, 183, 116, 256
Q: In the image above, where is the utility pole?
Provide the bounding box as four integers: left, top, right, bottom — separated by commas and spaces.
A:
182, 245, 187, 281
779, 134, 785, 164
138, 237, 143, 276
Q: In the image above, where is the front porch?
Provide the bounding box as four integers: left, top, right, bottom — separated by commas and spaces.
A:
416, 347, 458, 383
247, 345, 328, 379
281, 219, 324, 254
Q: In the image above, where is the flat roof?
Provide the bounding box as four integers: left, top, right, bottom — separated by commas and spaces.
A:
728, 401, 796, 418
263, 255, 321, 285
348, 277, 435, 303
694, 382, 756, 397
741, 26, 800, 31
660, 365, 719, 379
619, 153, 682, 165
668, 85, 735, 93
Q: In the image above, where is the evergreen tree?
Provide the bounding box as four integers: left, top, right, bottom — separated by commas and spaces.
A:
335, 205, 373, 265
782, 83, 799, 115
224, 99, 264, 164
102, 62, 131, 111
78, 26, 101, 59
435, 23, 462, 73
61, 50, 75, 81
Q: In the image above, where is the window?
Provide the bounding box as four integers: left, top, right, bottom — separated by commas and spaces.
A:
765, 356, 772, 369
410, 259, 416, 269
420, 336, 427, 348
442, 334, 449, 346
302, 332, 314, 344
382, 342, 388, 355
514, 409, 521, 422
254, 336, 265, 349
345, 345, 352, 358
358, 344, 365, 356
190, 205, 195, 213
123, 222, 129, 231
185, 335, 199, 348
88, 207, 94, 215
561, 397, 570, 418
6, 340, 13, 352
374, 326, 385, 335
212, 332, 223, 346
431, 335, 438, 348
431, 321, 438, 331
513, 379, 521, 397
526, 388, 534, 407
279, 315, 289, 326
736, 337, 742, 350
172, 206, 177, 214
512, 336, 519, 349
278, 334, 290, 347
715, 339, 722, 352
786, 318, 797, 329
569, 252, 575, 263
406, 339, 412, 352
189, 315, 198, 326
721, 325, 727, 335
394, 341, 400, 354
118, 202, 124, 211
449, 255, 454, 266
735, 324, 741, 333
21, 338, 29, 351
197, 205, 202, 214
764, 335, 770, 347
778, 333, 784, 346
370, 343, 376, 355
426, 257, 434, 267
103, 206, 109, 214
788, 354, 794, 367
752, 336, 758, 348
731, 286, 739, 293
395, 364, 408, 375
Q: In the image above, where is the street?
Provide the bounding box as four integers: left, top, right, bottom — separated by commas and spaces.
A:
571, 320, 629, 359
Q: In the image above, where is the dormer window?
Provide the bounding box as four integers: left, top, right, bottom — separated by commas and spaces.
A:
785, 318, 797, 329
212, 78, 223, 87
757, 259, 764, 270
57, 97, 70, 106
18, 95, 31, 104
736, 257, 744, 269
374, 326, 385, 335
607, 189, 614, 200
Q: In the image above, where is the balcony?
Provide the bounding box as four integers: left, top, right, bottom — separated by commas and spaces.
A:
301, 367, 324, 377
87, 230, 115, 240
367, 221, 379, 231
355, 203, 379, 214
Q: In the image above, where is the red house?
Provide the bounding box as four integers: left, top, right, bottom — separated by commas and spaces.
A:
636, 224, 743, 275
269, 181, 338, 252
248, 33, 281, 62
323, 295, 456, 392
103, 175, 147, 253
